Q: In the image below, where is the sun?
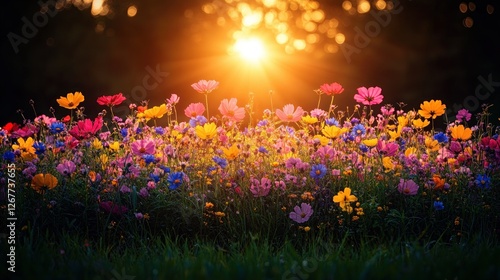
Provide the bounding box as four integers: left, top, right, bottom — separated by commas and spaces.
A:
232, 37, 267, 62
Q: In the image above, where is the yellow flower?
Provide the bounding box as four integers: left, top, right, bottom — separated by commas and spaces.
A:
418, 100, 446, 119
195, 122, 218, 139
301, 115, 318, 124
362, 138, 378, 147
143, 104, 168, 120
99, 154, 109, 170
333, 187, 357, 212
397, 116, 408, 127
108, 141, 120, 152
425, 136, 439, 152
405, 147, 417, 157
382, 156, 395, 171
12, 137, 36, 160
92, 138, 103, 150
56, 92, 84, 109
449, 125, 472, 141
412, 118, 430, 129
222, 144, 240, 160
31, 173, 58, 194
313, 135, 329, 146
322, 126, 347, 139
387, 125, 402, 141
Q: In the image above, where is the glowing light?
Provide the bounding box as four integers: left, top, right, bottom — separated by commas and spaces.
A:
342, 1, 353, 11
91, 0, 104, 16
463, 16, 473, 28
293, 39, 306, 50
459, 2, 467, 13
357, 1, 371, 14
375, 0, 387, 10
276, 33, 289, 44
127, 5, 137, 17
486, 4, 494, 14
335, 33, 345, 44
233, 37, 267, 62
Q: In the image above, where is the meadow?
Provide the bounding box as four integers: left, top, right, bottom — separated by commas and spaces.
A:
1, 81, 499, 279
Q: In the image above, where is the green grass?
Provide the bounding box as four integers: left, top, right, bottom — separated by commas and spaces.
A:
4, 233, 500, 280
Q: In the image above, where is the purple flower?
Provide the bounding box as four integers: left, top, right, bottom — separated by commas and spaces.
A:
250, 177, 272, 197
56, 159, 76, 176
310, 164, 327, 179
289, 203, 314, 223
456, 109, 471, 122
397, 179, 419, 195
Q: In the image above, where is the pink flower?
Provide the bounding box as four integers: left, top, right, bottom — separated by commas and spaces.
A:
289, 203, 313, 223
397, 179, 419, 195
354, 86, 384, 105
97, 93, 126, 107
218, 98, 245, 122
68, 117, 103, 139
319, 82, 344, 95
167, 94, 180, 105
276, 104, 304, 122
191, 80, 219, 94
250, 177, 272, 197
130, 139, 156, 156
376, 140, 399, 156
99, 201, 128, 215
184, 102, 205, 118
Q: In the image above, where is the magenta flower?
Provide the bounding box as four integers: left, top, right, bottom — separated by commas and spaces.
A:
218, 98, 245, 122
289, 203, 313, 223
99, 201, 128, 215
276, 104, 304, 122
184, 102, 205, 118
354, 86, 384, 105
250, 177, 272, 197
319, 82, 344, 96
376, 140, 399, 156
68, 117, 103, 139
56, 159, 76, 176
130, 139, 156, 156
191, 80, 219, 94
96, 93, 126, 107
397, 179, 419, 195
456, 109, 471, 122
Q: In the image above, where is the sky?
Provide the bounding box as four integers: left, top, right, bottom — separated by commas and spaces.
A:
2, 0, 499, 126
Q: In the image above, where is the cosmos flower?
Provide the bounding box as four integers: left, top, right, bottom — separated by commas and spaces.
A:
418, 100, 446, 119
319, 82, 344, 95
12, 137, 36, 160
167, 94, 180, 105
474, 174, 491, 189
31, 173, 58, 194
195, 122, 218, 140
412, 118, 430, 129
191, 80, 219, 94
222, 144, 240, 160
96, 93, 126, 107
142, 104, 168, 120
397, 179, 419, 195
68, 117, 103, 139
276, 104, 304, 122
167, 172, 184, 190
184, 102, 205, 118
322, 125, 347, 139
449, 125, 472, 141
218, 98, 245, 122
456, 109, 471, 122
354, 86, 384, 105
56, 159, 76, 176
250, 177, 272, 197
289, 203, 314, 223
131, 139, 156, 156
57, 92, 85, 109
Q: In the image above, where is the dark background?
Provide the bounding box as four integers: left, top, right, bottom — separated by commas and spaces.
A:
2, 0, 499, 127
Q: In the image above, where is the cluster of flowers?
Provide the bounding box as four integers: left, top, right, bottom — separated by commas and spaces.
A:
1, 80, 499, 230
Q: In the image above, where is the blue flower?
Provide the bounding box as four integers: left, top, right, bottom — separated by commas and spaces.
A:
33, 141, 46, 155
55, 140, 65, 148
257, 120, 268, 127
159, 165, 171, 173
135, 127, 142, 134
120, 128, 128, 137
359, 144, 369, 153
142, 154, 156, 165
325, 118, 339, 126
475, 174, 491, 189
351, 124, 366, 136
433, 132, 448, 143
149, 173, 160, 183
49, 122, 65, 134
310, 164, 327, 179
433, 201, 444, 211
155, 126, 165, 135
189, 116, 207, 127
258, 146, 268, 154
212, 156, 228, 169
3, 151, 15, 162
167, 172, 184, 190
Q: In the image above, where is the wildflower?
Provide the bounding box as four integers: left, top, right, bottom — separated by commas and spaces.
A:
131, 139, 156, 156
310, 164, 327, 179
96, 93, 126, 107
33, 141, 46, 155
49, 122, 65, 134
449, 125, 472, 141
56, 92, 85, 109
432, 175, 446, 190
108, 141, 120, 152
12, 137, 36, 160
184, 102, 205, 118
433, 201, 444, 211
351, 124, 366, 136
456, 109, 471, 122
218, 98, 245, 122
167, 94, 180, 105
31, 173, 58, 194
354, 86, 384, 105
222, 144, 240, 160
325, 117, 340, 126
418, 100, 446, 119
167, 172, 184, 190
99, 201, 128, 215
319, 82, 344, 95
191, 79, 219, 94
195, 122, 218, 140
3, 151, 15, 162
212, 156, 228, 169
301, 115, 318, 124
322, 125, 347, 139
362, 138, 378, 147
474, 174, 491, 189
376, 140, 399, 156
289, 203, 314, 223
333, 187, 358, 213
433, 132, 448, 143
382, 156, 395, 171
425, 137, 439, 152
56, 159, 77, 176
397, 179, 419, 195
68, 117, 103, 139
276, 104, 304, 122
412, 118, 430, 129
142, 104, 168, 120
250, 177, 272, 197
3, 122, 20, 134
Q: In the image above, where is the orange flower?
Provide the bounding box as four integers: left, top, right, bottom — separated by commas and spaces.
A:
333, 187, 357, 213
432, 174, 446, 190
57, 92, 85, 109
449, 125, 472, 141
31, 173, 58, 194
418, 100, 446, 119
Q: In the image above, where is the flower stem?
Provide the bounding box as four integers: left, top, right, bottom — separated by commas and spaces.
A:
317, 95, 321, 109
328, 96, 335, 117
205, 94, 210, 120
